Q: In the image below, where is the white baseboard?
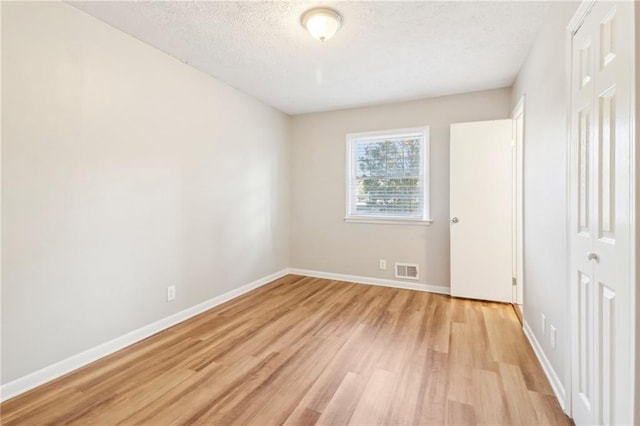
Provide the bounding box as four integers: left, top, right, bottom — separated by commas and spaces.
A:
288, 268, 450, 295
0, 268, 289, 403
523, 320, 567, 412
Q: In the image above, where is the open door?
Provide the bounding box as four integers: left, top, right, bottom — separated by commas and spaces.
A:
450, 120, 513, 303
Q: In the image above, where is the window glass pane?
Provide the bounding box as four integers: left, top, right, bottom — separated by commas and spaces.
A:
349, 133, 425, 219
355, 139, 421, 178
355, 177, 422, 215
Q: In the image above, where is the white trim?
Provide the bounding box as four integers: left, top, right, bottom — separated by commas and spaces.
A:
288, 268, 450, 295
630, 2, 638, 423
511, 95, 525, 307
344, 217, 432, 226
564, 15, 575, 418
0, 268, 289, 403
345, 128, 426, 141
523, 320, 567, 412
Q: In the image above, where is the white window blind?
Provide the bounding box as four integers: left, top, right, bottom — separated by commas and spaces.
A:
346, 127, 430, 223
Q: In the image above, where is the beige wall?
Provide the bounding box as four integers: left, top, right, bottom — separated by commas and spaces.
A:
1, 2, 290, 384
290, 89, 511, 287
510, 1, 578, 404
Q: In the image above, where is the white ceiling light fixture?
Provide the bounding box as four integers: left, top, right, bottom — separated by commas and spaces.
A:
301, 8, 342, 42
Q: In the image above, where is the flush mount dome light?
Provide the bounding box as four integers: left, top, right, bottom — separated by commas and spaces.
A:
301, 8, 342, 42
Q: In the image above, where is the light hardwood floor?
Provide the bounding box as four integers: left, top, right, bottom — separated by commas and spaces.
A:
1, 275, 571, 425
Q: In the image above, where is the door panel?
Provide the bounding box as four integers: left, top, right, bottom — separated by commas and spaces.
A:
450, 120, 512, 303
577, 270, 593, 413
592, 4, 632, 424
571, 10, 597, 425
598, 282, 615, 425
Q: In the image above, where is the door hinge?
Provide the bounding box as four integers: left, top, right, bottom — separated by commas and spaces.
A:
512, 277, 517, 286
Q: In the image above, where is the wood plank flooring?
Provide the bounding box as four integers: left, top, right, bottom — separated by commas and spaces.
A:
0, 275, 571, 425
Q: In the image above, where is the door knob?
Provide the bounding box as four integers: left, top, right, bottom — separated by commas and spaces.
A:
451, 217, 459, 224
587, 252, 599, 261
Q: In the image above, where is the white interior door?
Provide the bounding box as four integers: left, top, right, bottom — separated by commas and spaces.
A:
450, 120, 513, 303
569, 2, 634, 425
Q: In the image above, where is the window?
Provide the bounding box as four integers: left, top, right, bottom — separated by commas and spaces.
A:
345, 127, 430, 224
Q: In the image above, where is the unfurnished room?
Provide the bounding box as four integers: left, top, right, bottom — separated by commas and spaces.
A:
1, 1, 639, 425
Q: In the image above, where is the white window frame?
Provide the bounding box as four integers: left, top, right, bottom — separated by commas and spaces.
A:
345, 126, 431, 225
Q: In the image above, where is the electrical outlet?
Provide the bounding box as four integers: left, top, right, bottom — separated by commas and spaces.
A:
541, 314, 546, 335
167, 285, 176, 302
550, 325, 557, 349
379, 259, 387, 270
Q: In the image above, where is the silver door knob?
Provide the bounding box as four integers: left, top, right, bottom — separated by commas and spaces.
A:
587, 252, 599, 261
451, 217, 459, 224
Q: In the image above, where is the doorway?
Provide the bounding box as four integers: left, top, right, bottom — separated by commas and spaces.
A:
512, 96, 525, 316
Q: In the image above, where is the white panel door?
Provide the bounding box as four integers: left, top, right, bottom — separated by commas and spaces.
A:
450, 120, 513, 303
569, 2, 634, 425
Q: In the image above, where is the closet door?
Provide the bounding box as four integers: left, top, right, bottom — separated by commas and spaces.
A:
570, 9, 596, 422
569, 2, 634, 425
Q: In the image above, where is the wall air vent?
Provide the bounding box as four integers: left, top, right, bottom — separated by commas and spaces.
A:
395, 263, 419, 280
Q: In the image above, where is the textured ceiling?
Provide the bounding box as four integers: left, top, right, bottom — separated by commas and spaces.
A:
69, 1, 550, 115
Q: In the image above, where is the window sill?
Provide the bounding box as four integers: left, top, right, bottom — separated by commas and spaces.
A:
344, 217, 433, 226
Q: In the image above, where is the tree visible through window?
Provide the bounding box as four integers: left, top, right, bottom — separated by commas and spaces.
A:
346, 127, 430, 222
